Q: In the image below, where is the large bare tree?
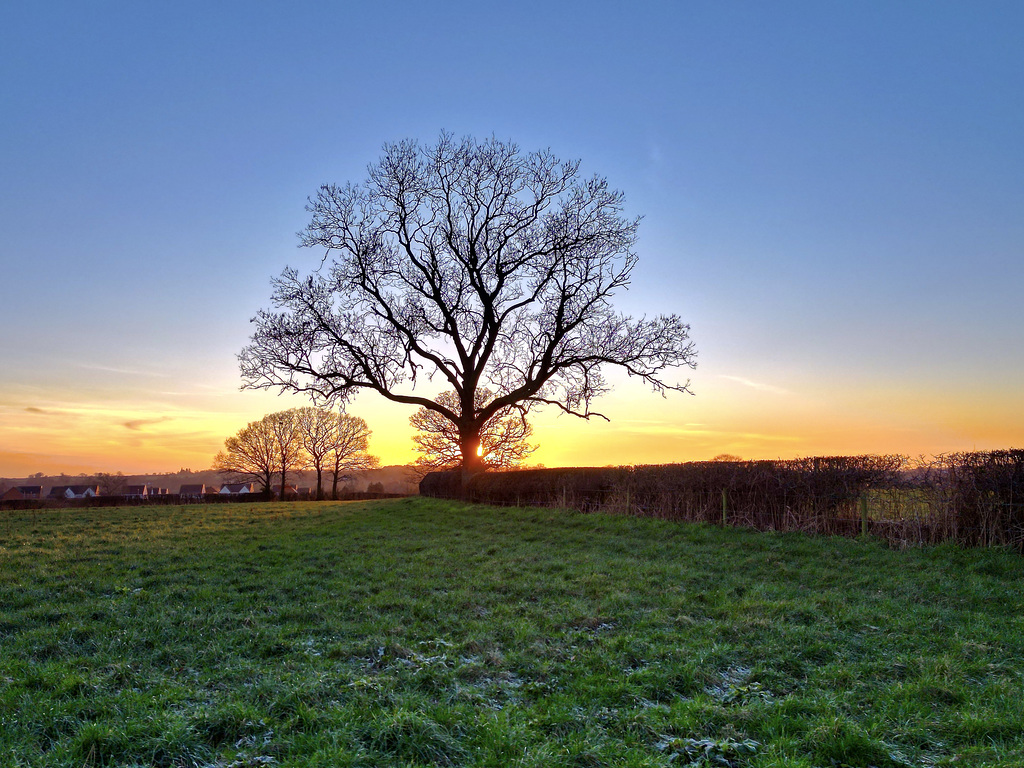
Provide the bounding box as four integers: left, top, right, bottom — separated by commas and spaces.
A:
240, 133, 696, 474
411, 388, 535, 473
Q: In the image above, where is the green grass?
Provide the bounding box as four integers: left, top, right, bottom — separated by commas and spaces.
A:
1, 498, 1022, 767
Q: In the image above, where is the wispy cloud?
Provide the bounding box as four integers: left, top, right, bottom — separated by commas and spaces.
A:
77, 363, 170, 378
156, 388, 235, 398
618, 422, 800, 442
719, 375, 789, 395
619, 418, 704, 426
123, 417, 172, 431
21, 405, 85, 421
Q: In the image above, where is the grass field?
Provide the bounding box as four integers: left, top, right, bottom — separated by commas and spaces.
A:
1, 499, 1022, 767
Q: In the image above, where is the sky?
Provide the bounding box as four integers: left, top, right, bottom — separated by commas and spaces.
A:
1, 1, 1022, 477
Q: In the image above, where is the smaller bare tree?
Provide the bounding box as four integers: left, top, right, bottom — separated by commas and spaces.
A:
410, 389, 536, 475
296, 406, 338, 500
266, 409, 304, 499
327, 413, 379, 499
213, 417, 278, 493
94, 471, 127, 497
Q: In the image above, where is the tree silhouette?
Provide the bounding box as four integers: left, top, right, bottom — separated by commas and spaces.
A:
266, 409, 303, 499
213, 416, 279, 493
94, 471, 127, 497
216, 409, 378, 499
295, 406, 337, 500
326, 413, 379, 499
241, 133, 696, 475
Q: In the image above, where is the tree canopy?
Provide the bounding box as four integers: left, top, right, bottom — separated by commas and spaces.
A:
240, 133, 696, 473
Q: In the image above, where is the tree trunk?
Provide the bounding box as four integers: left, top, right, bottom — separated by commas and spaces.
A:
314, 462, 323, 500
460, 428, 486, 485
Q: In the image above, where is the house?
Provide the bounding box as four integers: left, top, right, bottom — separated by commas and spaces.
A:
219, 482, 256, 495
178, 484, 214, 499
15, 485, 42, 499
147, 487, 169, 496
277, 485, 299, 499
123, 485, 148, 499
2, 487, 26, 501
47, 485, 100, 499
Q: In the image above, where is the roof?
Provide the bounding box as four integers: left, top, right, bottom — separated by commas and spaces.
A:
46, 484, 99, 498
178, 484, 209, 494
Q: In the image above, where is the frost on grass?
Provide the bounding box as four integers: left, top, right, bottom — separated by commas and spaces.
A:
355, 638, 526, 710
708, 666, 774, 706
655, 735, 761, 766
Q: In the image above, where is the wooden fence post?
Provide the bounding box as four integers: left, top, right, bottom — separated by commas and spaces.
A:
722, 488, 728, 526
860, 494, 869, 537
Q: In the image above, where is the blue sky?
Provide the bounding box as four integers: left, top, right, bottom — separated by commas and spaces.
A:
1, 1, 1022, 475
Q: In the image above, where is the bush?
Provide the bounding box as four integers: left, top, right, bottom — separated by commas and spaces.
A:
929, 450, 1024, 546
466, 467, 629, 511
414, 451, 1024, 549
419, 470, 463, 499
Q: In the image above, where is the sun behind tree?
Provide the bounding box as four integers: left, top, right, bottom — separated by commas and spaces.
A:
411, 389, 536, 475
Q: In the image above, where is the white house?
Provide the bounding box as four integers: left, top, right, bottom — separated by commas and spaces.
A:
219, 483, 256, 495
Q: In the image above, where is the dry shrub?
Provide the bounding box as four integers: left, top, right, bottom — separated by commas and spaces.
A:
625, 456, 904, 531
418, 471, 464, 500
419, 451, 1024, 549
466, 467, 629, 511
907, 450, 1024, 547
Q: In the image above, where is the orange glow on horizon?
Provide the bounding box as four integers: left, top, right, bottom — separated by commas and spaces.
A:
2, 371, 1021, 478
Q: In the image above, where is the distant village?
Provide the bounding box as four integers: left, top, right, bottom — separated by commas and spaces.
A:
0, 482, 318, 502
0, 465, 420, 504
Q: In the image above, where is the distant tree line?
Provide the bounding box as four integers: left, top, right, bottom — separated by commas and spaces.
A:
214, 408, 378, 500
